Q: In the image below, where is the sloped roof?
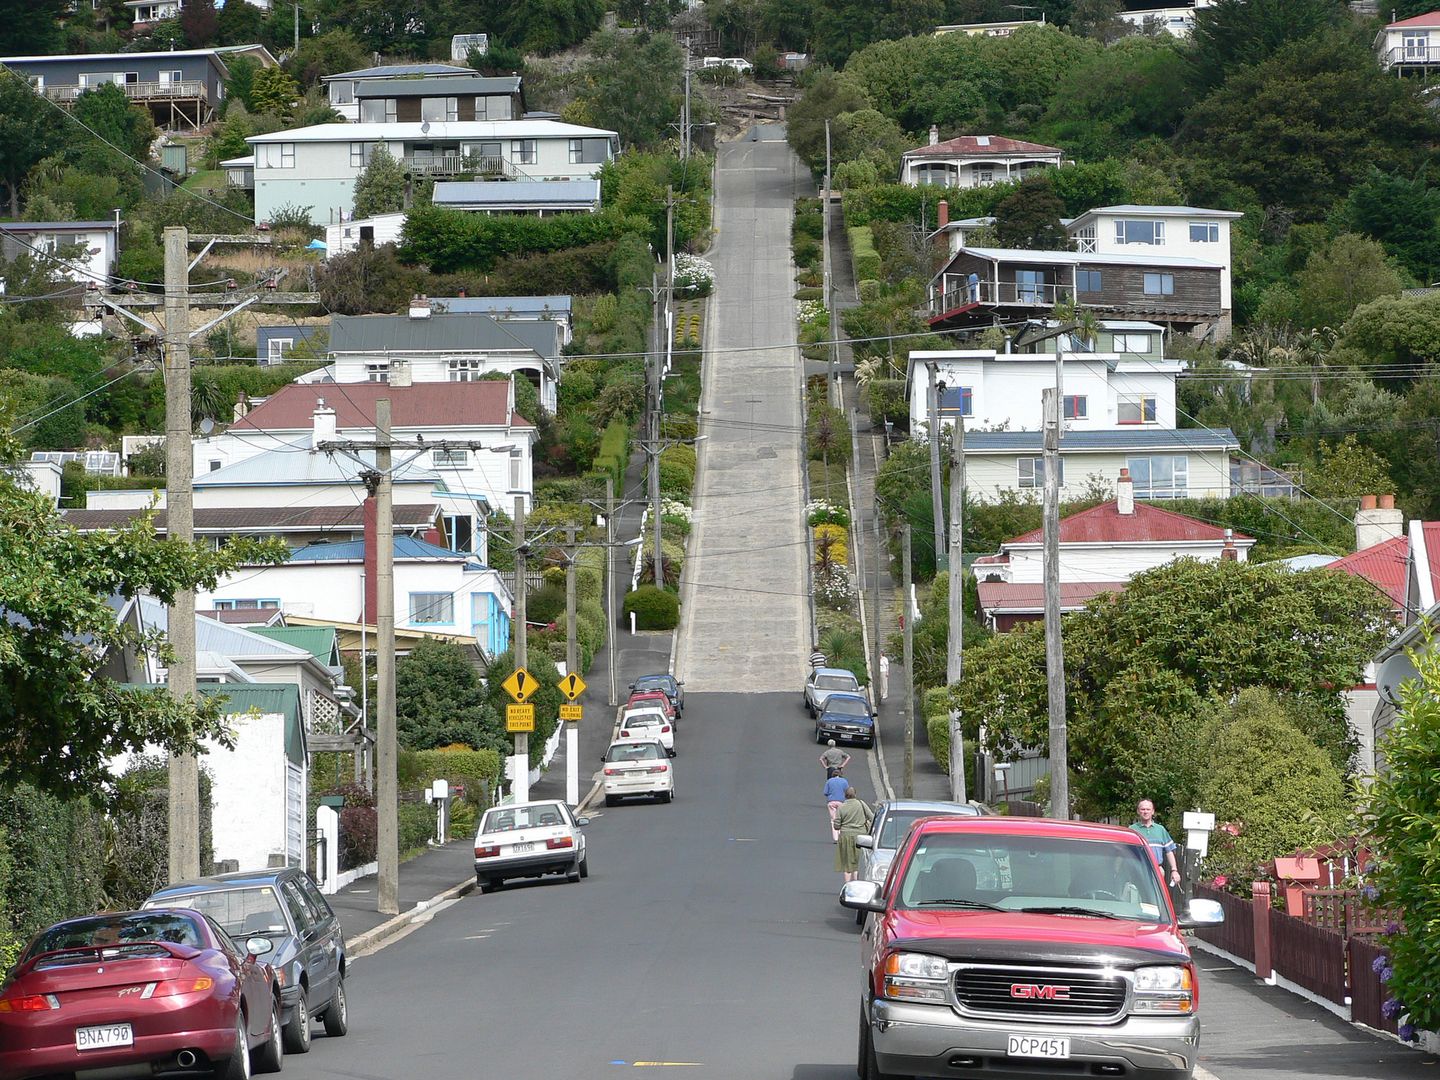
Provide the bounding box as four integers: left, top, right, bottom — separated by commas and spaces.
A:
285, 537, 469, 563
129, 595, 314, 662
976, 580, 1127, 613
122, 683, 304, 763
434, 295, 571, 316
195, 441, 442, 486
199, 608, 285, 626
65, 504, 438, 531
250, 625, 339, 665
354, 75, 520, 97
329, 311, 554, 358
904, 135, 1062, 158
964, 428, 1240, 453
1003, 500, 1253, 546
432, 179, 600, 207
324, 63, 474, 80
229, 382, 530, 432
1385, 10, 1440, 28
1328, 524, 1440, 613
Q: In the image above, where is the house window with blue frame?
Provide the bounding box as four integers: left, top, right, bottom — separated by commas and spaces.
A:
214, 598, 279, 610
409, 592, 454, 624
939, 385, 973, 417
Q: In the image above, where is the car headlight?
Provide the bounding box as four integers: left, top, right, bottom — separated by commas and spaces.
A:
1132, 965, 1194, 1014
867, 858, 893, 883
882, 951, 950, 1003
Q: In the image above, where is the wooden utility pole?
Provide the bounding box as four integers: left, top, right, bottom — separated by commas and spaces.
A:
513, 494, 529, 803
823, 119, 836, 404
374, 398, 398, 915
1041, 384, 1068, 819
947, 413, 967, 803
901, 523, 915, 799
564, 526, 579, 808
163, 226, 200, 883
605, 477, 618, 707
648, 272, 665, 591
926, 362, 946, 572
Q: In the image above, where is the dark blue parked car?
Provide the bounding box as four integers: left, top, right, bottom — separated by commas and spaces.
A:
815, 692, 875, 748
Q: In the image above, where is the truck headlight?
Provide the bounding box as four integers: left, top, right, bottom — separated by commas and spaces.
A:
1132, 965, 1194, 1014
882, 951, 950, 1003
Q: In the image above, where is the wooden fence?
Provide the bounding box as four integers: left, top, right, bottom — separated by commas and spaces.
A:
1269, 907, 1347, 1006
1302, 889, 1402, 939
1193, 883, 1254, 962
1349, 935, 1399, 1034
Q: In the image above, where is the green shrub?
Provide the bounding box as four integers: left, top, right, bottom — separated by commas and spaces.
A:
399, 205, 648, 273
793, 237, 821, 266
660, 414, 698, 440
794, 286, 823, 301
526, 583, 567, 624
864, 378, 907, 424
588, 419, 631, 490
658, 456, 695, 497
807, 402, 852, 463
398, 802, 435, 853
926, 712, 951, 775
638, 537, 686, 587
624, 585, 680, 629
848, 226, 881, 282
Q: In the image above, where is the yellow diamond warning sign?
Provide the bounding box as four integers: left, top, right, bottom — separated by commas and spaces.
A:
557, 673, 586, 701
505, 703, 535, 732
502, 668, 536, 703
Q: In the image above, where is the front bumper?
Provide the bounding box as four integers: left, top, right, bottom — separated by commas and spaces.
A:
868, 998, 1199, 1080
817, 722, 873, 745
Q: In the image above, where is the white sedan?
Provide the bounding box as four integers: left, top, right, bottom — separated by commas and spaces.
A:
473, 799, 588, 893
602, 738, 675, 806
619, 707, 675, 754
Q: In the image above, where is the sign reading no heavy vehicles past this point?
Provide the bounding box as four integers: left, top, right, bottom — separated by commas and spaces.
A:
502, 668, 536, 702
506, 703, 535, 732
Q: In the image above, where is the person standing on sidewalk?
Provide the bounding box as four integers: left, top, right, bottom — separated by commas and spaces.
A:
833, 788, 875, 883
1130, 799, 1182, 890
824, 771, 849, 841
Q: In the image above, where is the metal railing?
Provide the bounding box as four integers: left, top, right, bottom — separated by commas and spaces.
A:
403, 154, 514, 178
45, 81, 208, 103
932, 279, 1075, 314
1381, 45, 1440, 67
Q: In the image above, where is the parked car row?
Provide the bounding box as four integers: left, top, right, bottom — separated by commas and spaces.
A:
0, 867, 348, 1080
804, 666, 877, 747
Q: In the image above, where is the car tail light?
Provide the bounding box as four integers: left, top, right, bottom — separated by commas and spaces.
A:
0, 993, 59, 1012
546, 837, 574, 850
645, 764, 669, 774
474, 845, 500, 858
603, 767, 621, 775
620, 730, 630, 737
151, 977, 215, 997
661, 726, 671, 734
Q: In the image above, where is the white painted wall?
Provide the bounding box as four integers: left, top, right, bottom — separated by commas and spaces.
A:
324, 212, 406, 257
1076, 209, 1235, 309
1002, 539, 1248, 584
4, 226, 118, 285
205, 710, 295, 871
964, 448, 1233, 502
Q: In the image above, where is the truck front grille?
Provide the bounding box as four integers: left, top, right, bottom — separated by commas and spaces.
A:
954, 965, 1127, 1021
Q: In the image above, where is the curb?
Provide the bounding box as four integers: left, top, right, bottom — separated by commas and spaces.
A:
345, 875, 476, 957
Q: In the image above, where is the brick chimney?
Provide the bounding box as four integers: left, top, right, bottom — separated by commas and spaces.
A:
363, 495, 377, 627
937, 199, 949, 229
1221, 528, 1238, 561
408, 294, 432, 319
929, 124, 939, 146
389, 359, 413, 388
1117, 467, 1134, 516
312, 398, 336, 444
1355, 493, 1402, 551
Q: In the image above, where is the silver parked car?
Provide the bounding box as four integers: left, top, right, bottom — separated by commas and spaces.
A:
853, 799, 989, 922
804, 667, 863, 717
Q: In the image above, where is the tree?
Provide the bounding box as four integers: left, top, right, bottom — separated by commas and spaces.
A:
215, 0, 264, 45
1341, 169, 1440, 284
0, 0, 68, 54
70, 83, 158, 162
1185, 0, 1346, 97
830, 108, 910, 179
1367, 629, 1440, 1042
0, 74, 67, 217
467, 41, 524, 77
567, 31, 683, 150
1068, 0, 1123, 41
1038, 36, 1189, 160
950, 558, 1394, 820
286, 29, 367, 88
993, 174, 1067, 250
1289, 233, 1407, 332
1338, 292, 1440, 377
1306, 435, 1393, 501
786, 69, 871, 175
221, 56, 260, 112
0, 463, 287, 793
180, 0, 217, 47
396, 639, 499, 751
1196, 688, 1350, 891
251, 66, 300, 117
351, 145, 406, 219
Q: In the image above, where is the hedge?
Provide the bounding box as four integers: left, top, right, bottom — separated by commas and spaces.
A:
399, 205, 649, 273
847, 225, 881, 282
588, 419, 631, 490
923, 687, 951, 774
864, 378, 907, 425
398, 802, 435, 853
624, 585, 680, 630
658, 455, 695, 497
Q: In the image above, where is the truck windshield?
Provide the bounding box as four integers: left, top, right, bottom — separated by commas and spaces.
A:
895, 834, 1167, 922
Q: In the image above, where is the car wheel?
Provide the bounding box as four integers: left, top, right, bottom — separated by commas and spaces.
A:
579, 854, 589, 879
858, 1004, 900, 1080
815, 727, 825, 744
658, 789, 672, 804
322, 977, 348, 1037
281, 988, 311, 1053
604, 795, 618, 807
253, 1000, 284, 1074
567, 858, 582, 883
220, 1014, 251, 1080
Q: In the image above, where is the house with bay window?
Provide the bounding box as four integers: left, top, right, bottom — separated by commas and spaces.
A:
246, 119, 618, 225
900, 130, 1065, 188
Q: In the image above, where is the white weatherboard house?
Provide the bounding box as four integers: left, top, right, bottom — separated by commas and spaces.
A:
0, 220, 119, 286
1375, 10, 1440, 71
900, 131, 1065, 188
247, 120, 619, 225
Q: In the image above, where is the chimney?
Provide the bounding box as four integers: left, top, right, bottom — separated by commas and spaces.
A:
233, 390, 250, 422
457, 286, 467, 298
1117, 467, 1134, 516
929, 124, 939, 146
424, 526, 444, 547
363, 495, 378, 628
408, 294, 432, 319
1355, 493, 1403, 551
937, 199, 949, 229
311, 398, 337, 444
1221, 528, 1238, 561
389, 359, 413, 388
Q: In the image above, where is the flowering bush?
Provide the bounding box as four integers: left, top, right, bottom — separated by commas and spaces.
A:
813, 523, 849, 566
814, 562, 854, 610
796, 299, 826, 324
661, 498, 693, 521
674, 253, 715, 297
806, 500, 850, 527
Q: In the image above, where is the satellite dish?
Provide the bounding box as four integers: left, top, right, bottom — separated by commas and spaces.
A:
199, 417, 215, 435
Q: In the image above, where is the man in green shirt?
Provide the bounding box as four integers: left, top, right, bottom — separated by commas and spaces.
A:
1131, 799, 1181, 889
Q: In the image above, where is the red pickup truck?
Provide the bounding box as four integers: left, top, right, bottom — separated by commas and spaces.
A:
840, 815, 1223, 1080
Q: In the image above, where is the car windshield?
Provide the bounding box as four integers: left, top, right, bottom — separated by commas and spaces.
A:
152, 886, 288, 939
894, 833, 1166, 921
877, 809, 976, 848
606, 741, 664, 762
27, 913, 204, 963
624, 713, 662, 727
482, 804, 568, 833
826, 697, 869, 717
817, 674, 858, 690
634, 677, 672, 693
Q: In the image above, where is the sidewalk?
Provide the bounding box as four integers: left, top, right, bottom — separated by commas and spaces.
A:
328, 839, 475, 949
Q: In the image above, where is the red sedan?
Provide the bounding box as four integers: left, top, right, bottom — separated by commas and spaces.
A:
625, 690, 677, 721
0, 908, 284, 1080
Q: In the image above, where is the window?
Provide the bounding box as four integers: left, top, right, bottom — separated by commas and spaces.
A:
974, 167, 994, 184
447, 356, 482, 381
359, 98, 397, 123
257, 143, 295, 169
432, 448, 469, 469
1189, 221, 1219, 243
475, 96, 512, 121
1113, 333, 1152, 354
568, 138, 610, 164
267, 337, 293, 362
366, 362, 389, 383
1118, 395, 1158, 424
209, 459, 223, 472
280, 881, 315, 931
511, 139, 537, 165
938, 385, 972, 417
421, 96, 458, 122
156, 68, 183, 84
349, 142, 376, 168
410, 592, 454, 624
1018, 456, 1062, 488
213, 599, 280, 610
509, 449, 522, 491
1127, 454, 1188, 499
1143, 272, 1174, 297
1015, 268, 1044, 303
329, 80, 355, 105
1115, 219, 1164, 245
1405, 29, 1430, 58
1064, 395, 1087, 420
1075, 269, 1102, 293
445, 513, 474, 553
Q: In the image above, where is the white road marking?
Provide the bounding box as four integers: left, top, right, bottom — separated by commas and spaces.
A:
1195, 1067, 1221, 1080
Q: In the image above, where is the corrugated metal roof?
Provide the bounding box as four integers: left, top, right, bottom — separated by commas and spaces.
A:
1328, 527, 1440, 613
976, 580, 1127, 613
122, 682, 304, 763
959, 246, 1223, 269
194, 442, 442, 486
65, 505, 437, 531
0, 221, 118, 231
328, 311, 556, 358
963, 428, 1239, 452
1077, 205, 1244, 219
1003, 500, 1253, 546
250, 625, 338, 664
286, 537, 469, 562
434, 295, 571, 315
355, 75, 520, 97
131, 595, 313, 660
325, 63, 473, 79
432, 179, 599, 206
230, 382, 529, 432
904, 135, 1063, 158
248, 120, 615, 144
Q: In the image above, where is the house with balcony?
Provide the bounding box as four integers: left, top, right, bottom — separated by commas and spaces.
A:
1375, 10, 1440, 72
246, 119, 618, 225
934, 18, 1044, 36
321, 63, 484, 122
900, 130, 1065, 188
352, 74, 524, 124
0, 45, 276, 130
124, 0, 180, 29
0, 219, 118, 286
431, 178, 601, 215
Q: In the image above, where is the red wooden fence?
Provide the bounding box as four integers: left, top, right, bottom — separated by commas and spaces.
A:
1193, 883, 1254, 963
1269, 907, 1347, 1006
1349, 936, 1400, 1035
